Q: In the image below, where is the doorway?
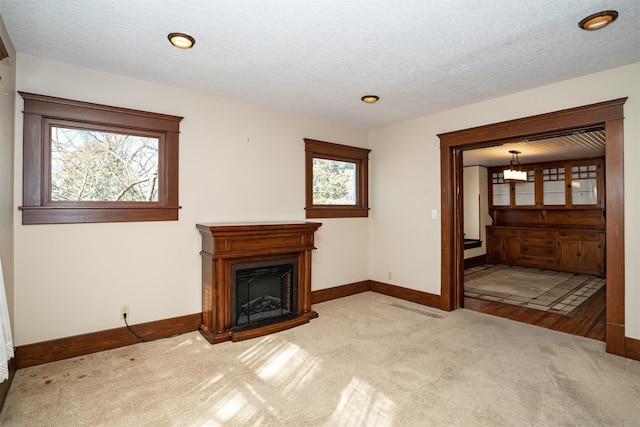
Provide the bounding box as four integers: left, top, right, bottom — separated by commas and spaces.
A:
438, 98, 627, 356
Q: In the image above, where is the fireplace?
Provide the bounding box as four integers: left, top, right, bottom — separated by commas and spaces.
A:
231, 257, 298, 330
196, 222, 322, 344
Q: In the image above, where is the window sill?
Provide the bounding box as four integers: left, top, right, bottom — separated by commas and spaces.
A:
305, 206, 369, 219
19, 206, 181, 225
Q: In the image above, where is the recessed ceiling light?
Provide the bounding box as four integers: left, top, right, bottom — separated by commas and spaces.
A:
168, 32, 195, 49
361, 95, 379, 104
578, 10, 618, 31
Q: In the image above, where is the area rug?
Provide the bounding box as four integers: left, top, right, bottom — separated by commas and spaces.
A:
464, 264, 605, 317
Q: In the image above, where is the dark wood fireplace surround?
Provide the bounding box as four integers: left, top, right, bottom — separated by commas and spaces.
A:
196, 222, 322, 344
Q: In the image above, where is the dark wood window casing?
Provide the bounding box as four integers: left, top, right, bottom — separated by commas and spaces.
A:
19, 92, 183, 224
304, 138, 371, 218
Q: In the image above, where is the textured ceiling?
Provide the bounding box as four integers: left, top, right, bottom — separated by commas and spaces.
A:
0, 0, 638, 131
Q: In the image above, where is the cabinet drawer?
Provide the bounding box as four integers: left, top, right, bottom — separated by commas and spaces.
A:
521, 245, 556, 257
558, 231, 603, 241
521, 237, 555, 248
487, 227, 519, 237
521, 229, 556, 239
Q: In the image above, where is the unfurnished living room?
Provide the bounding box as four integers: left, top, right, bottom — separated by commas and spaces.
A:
0, 1, 639, 426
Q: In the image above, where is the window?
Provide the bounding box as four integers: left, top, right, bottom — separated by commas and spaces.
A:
19, 92, 183, 224
304, 138, 370, 218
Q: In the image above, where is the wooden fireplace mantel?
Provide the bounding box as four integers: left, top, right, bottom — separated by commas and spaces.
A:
196, 222, 322, 344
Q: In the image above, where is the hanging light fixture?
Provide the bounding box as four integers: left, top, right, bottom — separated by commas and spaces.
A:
503, 150, 527, 181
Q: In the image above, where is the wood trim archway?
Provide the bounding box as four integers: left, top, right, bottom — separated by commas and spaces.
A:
438, 98, 627, 356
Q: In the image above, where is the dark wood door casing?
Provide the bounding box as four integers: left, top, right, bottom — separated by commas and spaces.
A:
438, 98, 627, 356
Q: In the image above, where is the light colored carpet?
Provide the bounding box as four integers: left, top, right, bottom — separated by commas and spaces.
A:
1, 292, 639, 426
465, 265, 605, 316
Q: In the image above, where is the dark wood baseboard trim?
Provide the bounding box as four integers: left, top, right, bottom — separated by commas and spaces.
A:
15, 313, 202, 369
606, 322, 626, 357
0, 357, 16, 412
464, 254, 486, 269
625, 337, 640, 361
369, 281, 441, 308
311, 280, 440, 310
311, 280, 370, 304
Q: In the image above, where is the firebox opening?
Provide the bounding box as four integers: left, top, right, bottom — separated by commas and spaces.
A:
231, 257, 298, 331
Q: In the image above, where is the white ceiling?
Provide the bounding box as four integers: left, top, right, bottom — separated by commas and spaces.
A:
0, 0, 638, 132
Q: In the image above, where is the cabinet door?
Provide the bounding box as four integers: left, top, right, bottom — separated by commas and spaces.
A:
558, 240, 580, 271
569, 160, 602, 207
490, 172, 510, 206
542, 166, 566, 206
503, 235, 520, 264
486, 227, 519, 265
514, 169, 536, 206
579, 240, 604, 274
558, 231, 604, 275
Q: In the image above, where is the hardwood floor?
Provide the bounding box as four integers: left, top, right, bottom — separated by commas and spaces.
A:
464, 289, 606, 342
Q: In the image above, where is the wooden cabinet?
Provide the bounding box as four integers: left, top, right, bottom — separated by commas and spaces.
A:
486, 226, 605, 275
519, 229, 557, 269
486, 227, 519, 265
489, 158, 603, 210
557, 230, 605, 275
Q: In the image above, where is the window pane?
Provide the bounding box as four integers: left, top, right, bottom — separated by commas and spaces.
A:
514, 181, 535, 206
50, 127, 159, 202
543, 180, 565, 205
572, 178, 598, 205
312, 158, 356, 205
492, 183, 510, 206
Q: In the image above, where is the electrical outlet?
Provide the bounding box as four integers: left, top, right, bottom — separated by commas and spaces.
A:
120, 305, 129, 320
388, 271, 392, 280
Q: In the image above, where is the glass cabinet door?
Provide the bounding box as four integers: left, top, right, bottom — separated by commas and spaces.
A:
571, 164, 598, 205
542, 167, 566, 206
491, 172, 510, 206
514, 169, 535, 206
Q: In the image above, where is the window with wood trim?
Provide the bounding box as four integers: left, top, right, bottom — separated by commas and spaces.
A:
304, 138, 370, 218
19, 92, 183, 224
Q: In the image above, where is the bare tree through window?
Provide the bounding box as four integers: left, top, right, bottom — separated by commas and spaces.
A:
50, 127, 159, 202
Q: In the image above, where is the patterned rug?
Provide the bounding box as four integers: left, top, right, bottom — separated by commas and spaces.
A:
464, 264, 605, 317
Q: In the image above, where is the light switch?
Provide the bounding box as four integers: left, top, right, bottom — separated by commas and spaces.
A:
431, 209, 438, 219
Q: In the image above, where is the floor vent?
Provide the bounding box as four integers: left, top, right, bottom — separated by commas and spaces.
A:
390, 303, 447, 319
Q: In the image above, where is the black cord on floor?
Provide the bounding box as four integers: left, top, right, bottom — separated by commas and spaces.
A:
123, 313, 147, 342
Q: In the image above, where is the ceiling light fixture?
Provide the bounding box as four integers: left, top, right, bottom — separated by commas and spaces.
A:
503, 150, 527, 182
578, 10, 618, 31
168, 32, 195, 49
361, 95, 379, 104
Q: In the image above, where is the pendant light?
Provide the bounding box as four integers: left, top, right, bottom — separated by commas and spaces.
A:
503, 150, 527, 181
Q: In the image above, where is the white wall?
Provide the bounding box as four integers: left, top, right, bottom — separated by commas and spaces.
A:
370, 62, 640, 339
463, 166, 490, 259
0, 17, 15, 329
12, 54, 370, 345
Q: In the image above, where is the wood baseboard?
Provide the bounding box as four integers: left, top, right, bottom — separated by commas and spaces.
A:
464, 254, 486, 269
15, 313, 202, 369
369, 280, 441, 308
625, 336, 640, 361
311, 280, 370, 304
311, 280, 440, 310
